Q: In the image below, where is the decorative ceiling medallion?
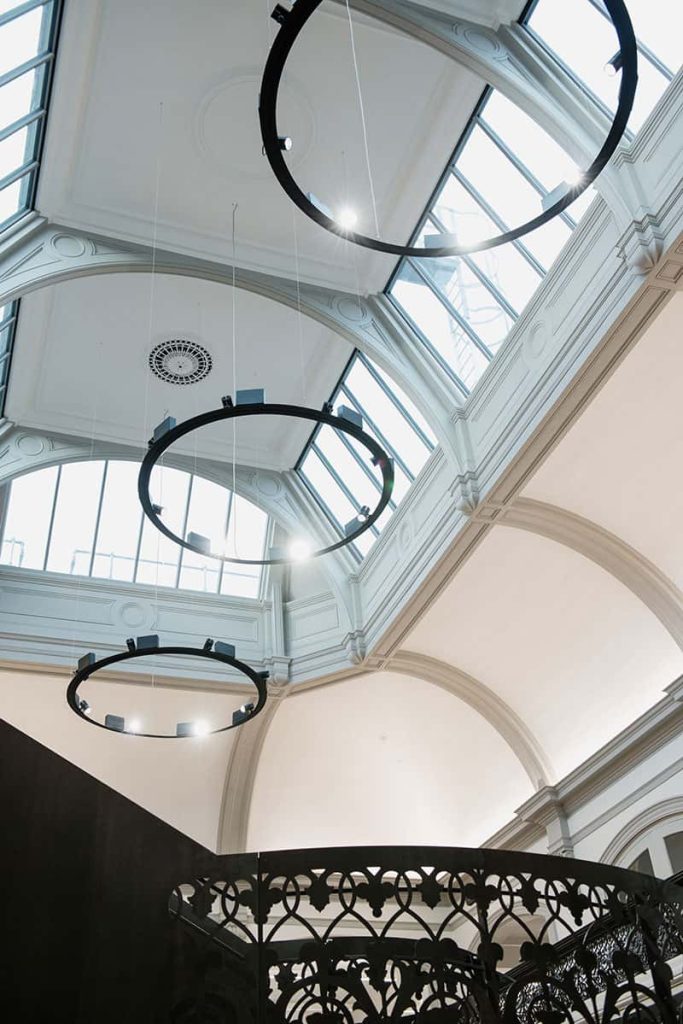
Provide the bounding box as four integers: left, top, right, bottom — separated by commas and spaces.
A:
149, 340, 212, 386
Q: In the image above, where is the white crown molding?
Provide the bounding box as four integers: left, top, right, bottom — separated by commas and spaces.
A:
485, 681, 683, 853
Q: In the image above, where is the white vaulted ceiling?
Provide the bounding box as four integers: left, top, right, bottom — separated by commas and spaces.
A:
37, 0, 484, 291
523, 292, 683, 590
6, 272, 349, 468
246, 670, 533, 851
1, 0, 682, 861
406, 527, 683, 782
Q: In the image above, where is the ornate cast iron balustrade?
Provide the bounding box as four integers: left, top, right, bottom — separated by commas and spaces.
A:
168, 846, 683, 1023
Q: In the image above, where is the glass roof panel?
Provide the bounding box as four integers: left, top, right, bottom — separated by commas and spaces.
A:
392, 264, 489, 391
0, 124, 30, 179
529, 0, 674, 132
0, 3, 61, 416
297, 349, 436, 559
0, 7, 43, 79
0, 66, 42, 131
388, 2, 677, 394
623, 0, 683, 73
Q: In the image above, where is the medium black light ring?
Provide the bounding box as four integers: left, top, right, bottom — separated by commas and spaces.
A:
67, 645, 267, 738
259, 0, 638, 257
138, 402, 395, 565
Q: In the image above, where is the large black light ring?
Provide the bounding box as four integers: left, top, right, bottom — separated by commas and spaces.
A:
67, 645, 267, 739
259, 0, 638, 258
138, 402, 394, 565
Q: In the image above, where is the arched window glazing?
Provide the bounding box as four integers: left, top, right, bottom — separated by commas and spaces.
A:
0, 459, 269, 599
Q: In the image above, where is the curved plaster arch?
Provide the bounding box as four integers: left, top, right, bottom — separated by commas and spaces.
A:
388, 650, 552, 788
0, 223, 460, 461
217, 682, 288, 853
217, 652, 550, 853
599, 796, 683, 865
501, 498, 683, 652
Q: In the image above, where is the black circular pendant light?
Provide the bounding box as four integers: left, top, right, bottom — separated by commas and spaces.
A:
259, 0, 638, 258
138, 399, 394, 565
67, 637, 268, 738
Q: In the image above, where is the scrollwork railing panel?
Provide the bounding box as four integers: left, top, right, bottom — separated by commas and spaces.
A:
169, 847, 683, 1024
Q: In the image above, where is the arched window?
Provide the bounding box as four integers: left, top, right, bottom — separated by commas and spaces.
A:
0, 460, 269, 599
623, 828, 683, 879
603, 801, 683, 880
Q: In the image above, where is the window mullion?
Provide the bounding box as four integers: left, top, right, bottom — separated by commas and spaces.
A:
335, 424, 396, 508
218, 488, 234, 594
0, 51, 52, 90
42, 463, 60, 570
428, 210, 520, 320
387, 291, 470, 398
0, 0, 50, 28
477, 119, 575, 229
356, 352, 435, 452
88, 461, 108, 577
340, 384, 414, 483
453, 169, 547, 276
312, 442, 380, 537
0, 160, 38, 192
408, 257, 494, 361
175, 473, 194, 589
0, 108, 45, 145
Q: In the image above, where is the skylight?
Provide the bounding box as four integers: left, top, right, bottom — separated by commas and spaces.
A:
0, 0, 63, 416
528, 0, 682, 134
0, 460, 269, 599
297, 352, 436, 559
387, 0, 681, 396
0, 0, 62, 233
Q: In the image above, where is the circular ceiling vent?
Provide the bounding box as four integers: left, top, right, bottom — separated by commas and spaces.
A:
149, 340, 212, 386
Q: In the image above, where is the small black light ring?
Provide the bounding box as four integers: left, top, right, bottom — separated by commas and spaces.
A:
67, 642, 268, 738
258, 0, 638, 257
138, 401, 395, 565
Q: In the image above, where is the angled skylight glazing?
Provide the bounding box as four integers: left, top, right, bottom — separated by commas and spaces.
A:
0, 0, 63, 416
388, 0, 680, 395
297, 352, 436, 559
0, 300, 17, 410
529, 0, 682, 133
0, 0, 62, 233
0, 460, 269, 599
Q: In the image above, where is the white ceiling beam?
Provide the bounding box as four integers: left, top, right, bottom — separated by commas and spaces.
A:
0, 220, 461, 468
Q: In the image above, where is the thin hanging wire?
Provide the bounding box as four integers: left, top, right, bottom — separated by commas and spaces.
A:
143, 99, 164, 697
142, 101, 164, 449
343, 0, 380, 238
291, 205, 307, 405
231, 203, 240, 558
69, 328, 105, 675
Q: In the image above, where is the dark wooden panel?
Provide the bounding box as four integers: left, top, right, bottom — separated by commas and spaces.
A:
0, 719, 217, 1023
